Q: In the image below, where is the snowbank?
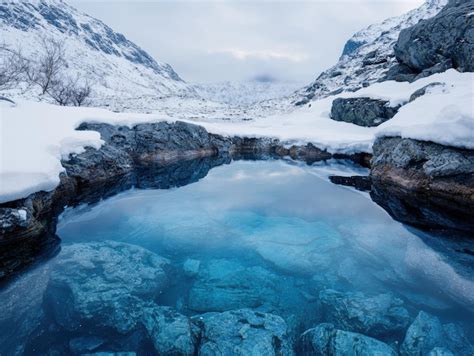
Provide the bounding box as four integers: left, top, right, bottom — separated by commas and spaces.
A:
1, 70, 472, 204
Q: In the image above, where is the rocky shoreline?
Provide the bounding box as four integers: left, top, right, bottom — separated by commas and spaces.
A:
0, 121, 370, 280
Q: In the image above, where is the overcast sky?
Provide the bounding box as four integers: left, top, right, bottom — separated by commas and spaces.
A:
69, 0, 424, 84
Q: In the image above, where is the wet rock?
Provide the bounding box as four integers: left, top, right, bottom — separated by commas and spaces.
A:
141, 305, 196, 355
299, 323, 396, 356
330, 97, 399, 127
329, 175, 371, 192
401, 311, 473, 356
192, 309, 294, 355
394, 0, 474, 77
188, 259, 279, 312
370, 137, 474, 232
319, 289, 410, 339
44, 241, 170, 333
183, 258, 201, 277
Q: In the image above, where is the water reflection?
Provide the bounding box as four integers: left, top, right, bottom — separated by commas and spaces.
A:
0, 160, 472, 354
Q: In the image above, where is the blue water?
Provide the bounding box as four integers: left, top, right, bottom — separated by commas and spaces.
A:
1, 160, 473, 354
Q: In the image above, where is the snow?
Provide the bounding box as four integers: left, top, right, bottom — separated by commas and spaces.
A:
1, 69, 472, 204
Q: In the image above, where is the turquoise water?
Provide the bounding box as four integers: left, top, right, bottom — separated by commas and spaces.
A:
1, 160, 473, 354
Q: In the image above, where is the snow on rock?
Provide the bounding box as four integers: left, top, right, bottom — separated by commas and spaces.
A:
0, 70, 472, 204
288, 0, 448, 106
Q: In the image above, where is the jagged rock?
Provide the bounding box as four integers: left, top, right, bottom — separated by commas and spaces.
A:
319, 289, 410, 339
401, 311, 473, 356
188, 259, 279, 312
44, 241, 170, 333
330, 97, 399, 127
370, 137, 474, 231
299, 323, 396, 356
192, 309, 294, 355
394, 0, 474, 78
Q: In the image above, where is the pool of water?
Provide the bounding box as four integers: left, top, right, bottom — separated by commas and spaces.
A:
1, 159, 473, 355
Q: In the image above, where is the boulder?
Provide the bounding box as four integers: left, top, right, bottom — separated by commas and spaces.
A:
192, 309, 294, 355
319, 289, 410, 339
330, 97, 399, 127
299, 323, 396, 355
393, 0, 474, 78
370, 137, 474, 231
44, 241, 170, 333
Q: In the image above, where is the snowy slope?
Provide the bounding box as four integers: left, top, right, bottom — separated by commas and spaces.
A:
0, 0, 197, 105
193, 80, 304, 107
289, 0, 448, 106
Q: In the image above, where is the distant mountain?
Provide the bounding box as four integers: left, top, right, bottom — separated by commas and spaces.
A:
290, 0, 448, 106
193, 80, 304, 107
0, 0, 196, 106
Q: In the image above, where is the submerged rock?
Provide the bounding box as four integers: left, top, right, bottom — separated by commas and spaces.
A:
183, 258, 201, 277
188, 259, 279, 312
192, 308, 294, 355
299, 323, 396, 356
319, 289, 410, 339
401, 311, 473, 356
141, 305, 196, 355
330, 97, 399, 127
44, 241, 170, 333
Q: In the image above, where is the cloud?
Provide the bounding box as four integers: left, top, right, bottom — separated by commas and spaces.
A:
70, 0, 426, 83
209, 48, 309, 62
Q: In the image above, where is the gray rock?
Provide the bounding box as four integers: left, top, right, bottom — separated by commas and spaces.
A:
192, 309, 294, 355
183, 258, 201, 277
319, 289, 410, 339
44, 241, 170, 333
299, 323, 397, 356
370, 137, 474, 232
394, 0, 474, 75
330, 97, 399, 127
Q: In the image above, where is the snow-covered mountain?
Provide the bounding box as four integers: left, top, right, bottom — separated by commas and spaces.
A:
0, 0, 197, 106
290, 0, 448, 106
193, 80, 304, 107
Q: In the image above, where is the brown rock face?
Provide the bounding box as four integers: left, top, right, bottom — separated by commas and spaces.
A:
370, 137, 474, 232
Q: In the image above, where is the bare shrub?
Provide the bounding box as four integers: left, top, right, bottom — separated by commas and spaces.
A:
47, 76, 93, 106
0, 43, 30, 91
28, 36, 67, 95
